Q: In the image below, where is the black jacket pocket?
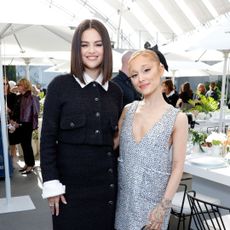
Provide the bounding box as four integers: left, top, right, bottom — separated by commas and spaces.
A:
59, 115, 86, 144
60, 115, 86, 130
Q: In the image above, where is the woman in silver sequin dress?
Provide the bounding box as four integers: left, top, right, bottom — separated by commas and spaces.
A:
115, 50, 188, 230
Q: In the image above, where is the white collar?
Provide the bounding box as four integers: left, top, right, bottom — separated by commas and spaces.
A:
166, 90, 175, 97
73, 72, 108, 91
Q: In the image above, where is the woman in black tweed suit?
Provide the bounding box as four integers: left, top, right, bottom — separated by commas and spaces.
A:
40, 19, 123, 230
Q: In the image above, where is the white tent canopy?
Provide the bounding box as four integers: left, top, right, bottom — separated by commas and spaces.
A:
0, 1, 230, 67
1, 0, 230, 50
0, 23, 72, 66
161, 52, 221, 77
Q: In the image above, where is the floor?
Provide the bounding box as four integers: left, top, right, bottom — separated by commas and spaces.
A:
0, 156, 192, 230
0, 157, 52, 230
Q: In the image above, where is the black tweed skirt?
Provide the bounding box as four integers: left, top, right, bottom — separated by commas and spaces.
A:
53, 144, 117, 230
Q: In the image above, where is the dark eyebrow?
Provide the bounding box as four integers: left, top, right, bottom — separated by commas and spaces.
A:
81, 40, 102, 43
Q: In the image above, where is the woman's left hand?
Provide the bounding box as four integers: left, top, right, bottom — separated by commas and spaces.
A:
147, 204, 165, 230
48, 194, 67, 216
147, 198, 172, 230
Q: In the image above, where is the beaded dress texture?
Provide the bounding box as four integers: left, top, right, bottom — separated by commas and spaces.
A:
115, 101, 179, 230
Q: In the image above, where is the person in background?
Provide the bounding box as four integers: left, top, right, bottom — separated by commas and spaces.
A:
8, 80, 16, 90
205, 81, 218, 101
194, 83, 206, 100
16, 78, 40, 174
161, 79, 179, 107
112, 50, 142, 107
115, 49, 188, 230
10, 86, 19, 95
40, 19, 123, 230
3, 78, 20, 168
32, 84, 41, 97
176, 81, 194, 109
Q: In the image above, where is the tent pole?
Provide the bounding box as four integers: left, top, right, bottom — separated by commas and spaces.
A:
0, 38, 12, 203
0, 39, 35, 214
23, 58, 30, 80
171, 69, 177, 85
218, 50, 230, 132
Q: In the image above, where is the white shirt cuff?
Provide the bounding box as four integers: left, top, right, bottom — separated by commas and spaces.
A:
42, 180, 66, 199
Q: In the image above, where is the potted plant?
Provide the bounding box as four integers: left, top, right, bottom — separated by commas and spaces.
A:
187, 95, 219, 119
189, 129, 208, 152
32, 129, 39, 157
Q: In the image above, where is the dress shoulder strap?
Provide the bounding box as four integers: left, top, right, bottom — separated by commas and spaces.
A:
127, 100, 139, 114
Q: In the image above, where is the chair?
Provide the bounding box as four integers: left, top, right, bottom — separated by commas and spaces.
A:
170, 178, 221, 230
187, 191, 230, 230
171, 182, 190, 230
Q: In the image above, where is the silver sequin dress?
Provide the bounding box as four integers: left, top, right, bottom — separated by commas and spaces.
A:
115, 101, 179, 230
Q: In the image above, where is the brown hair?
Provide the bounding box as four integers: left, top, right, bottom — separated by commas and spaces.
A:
17, 78, 32, 92
4, 77, 10, 94
70, 19, 112, 85
162, 79, 174, 92
181, 82, 193, 97
210, 82, 216, 90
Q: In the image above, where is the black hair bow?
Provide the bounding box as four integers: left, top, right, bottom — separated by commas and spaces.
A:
144, 43, 168, 71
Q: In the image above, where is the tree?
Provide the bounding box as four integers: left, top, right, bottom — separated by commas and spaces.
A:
3, 66, 16, 81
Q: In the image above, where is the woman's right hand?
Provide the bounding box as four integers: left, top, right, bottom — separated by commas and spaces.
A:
9, 120, 19, 128
47, 195, 67, 216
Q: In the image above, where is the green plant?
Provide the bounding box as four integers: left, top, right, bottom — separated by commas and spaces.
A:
32, 130, 38, 140
39, 101, 44, 118
188, 94, 219, 114
38, 96, 45, 118
38, 91, 45, 100
189, 129, 208, 152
